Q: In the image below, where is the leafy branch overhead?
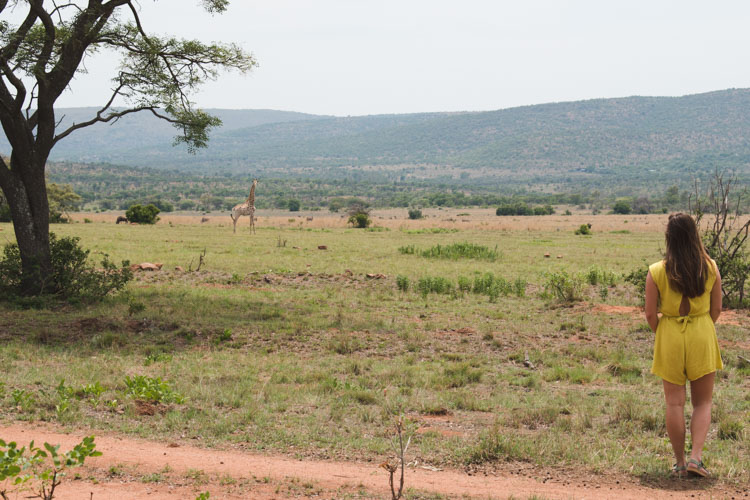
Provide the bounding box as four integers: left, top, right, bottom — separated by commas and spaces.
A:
0, 0, 256, 151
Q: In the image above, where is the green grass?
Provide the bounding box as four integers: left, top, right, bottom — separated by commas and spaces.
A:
0, 220, 747, 486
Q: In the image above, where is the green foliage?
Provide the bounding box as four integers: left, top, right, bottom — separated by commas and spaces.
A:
288, 199, 301, 212
624, 264, 649, 297
584, 266, 617, 286
0, 436, 101, 500
612, 200, 632, 214
47, 183, 82, 223
347, 212, 371, 228
416, 276, 453, 297
542, 271, 583, 302
400, 242, 499, 261
196, 493, 210, 500
124, 375, 185, 404
574, 224, 591, 235
126, 204, 160, 224
396, 275, 410, 292
407, 209, 423, 219
0, 233, 132, 304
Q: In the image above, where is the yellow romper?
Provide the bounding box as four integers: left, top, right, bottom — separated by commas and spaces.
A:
649, 259, 723, 385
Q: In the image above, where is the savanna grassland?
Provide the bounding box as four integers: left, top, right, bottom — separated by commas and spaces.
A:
0, 210, 748, 494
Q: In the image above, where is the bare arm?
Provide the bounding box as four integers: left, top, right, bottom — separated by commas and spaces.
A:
710, 265, 722, 323
645, 270, 659, 332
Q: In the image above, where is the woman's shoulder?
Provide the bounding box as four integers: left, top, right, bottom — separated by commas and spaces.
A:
706, 257, 718, 278
648, 260, 665, 275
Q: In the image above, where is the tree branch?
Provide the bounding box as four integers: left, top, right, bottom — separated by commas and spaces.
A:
0, 6, 39, 65
28, 0, 57, 78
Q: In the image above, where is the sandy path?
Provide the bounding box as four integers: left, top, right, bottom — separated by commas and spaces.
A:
1, 423, 739, 500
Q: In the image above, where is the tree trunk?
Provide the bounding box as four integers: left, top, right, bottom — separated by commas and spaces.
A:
0, 158, 52, 295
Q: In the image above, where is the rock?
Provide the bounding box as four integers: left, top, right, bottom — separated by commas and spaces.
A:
318, 245, 327, 250
174, 266, 184, 272
366, 273, 386, 279
544, 253, 550, 258
344, 269, 353, 276
139, 262, 160, 271
556, 255, 563, 259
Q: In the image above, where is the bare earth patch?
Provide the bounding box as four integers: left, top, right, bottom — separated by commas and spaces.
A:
1, 423, 744, 499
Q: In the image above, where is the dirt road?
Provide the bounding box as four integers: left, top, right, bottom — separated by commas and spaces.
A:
1, 423, 742, 499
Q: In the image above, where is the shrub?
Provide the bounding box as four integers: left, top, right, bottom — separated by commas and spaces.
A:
612, 200, 632, 214
407, 209, 423, 220
288, 199, 301, 211
585, 266, 617, 286
0, 233, 132, 304
124, 375, 185, 404
348, 212, 371, 228
574, 224, 591, 235
417, 276, 453, 297
624, 264, 649, 297
396, 275, 410, 292
0, 436, 101, 500
543, 271, 583, 302
125, 204, 160, 224
409, 242, 499, 261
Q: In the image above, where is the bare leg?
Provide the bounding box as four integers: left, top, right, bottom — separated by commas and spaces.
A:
689, 372, 715, 462
663, 379, 687, 467
231, 214, 237, 233
250, 214, 255, 234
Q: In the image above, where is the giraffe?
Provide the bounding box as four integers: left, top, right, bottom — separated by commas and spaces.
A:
231, 179, 258, 234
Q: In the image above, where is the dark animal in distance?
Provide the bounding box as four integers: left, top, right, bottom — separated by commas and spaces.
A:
116, 216, 128, 224
201, 217, 209, 223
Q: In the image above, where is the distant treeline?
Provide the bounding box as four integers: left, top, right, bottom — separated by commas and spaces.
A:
39, 161, 725, 215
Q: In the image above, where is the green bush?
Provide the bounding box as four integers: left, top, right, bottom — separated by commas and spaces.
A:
288, 199, 301, 211
0, 436, 101, 499
417, 276, 453, 297
574, 224, 591, 235
0, 233, 132, 304
125, 204, 160, 224
347, 213, 371, 228
624, 264, 649, 297
613, 200, 632, 214
407, 208, 423, 220
403, 242, 499, 261
396, 275, 410, 292
585, 266, 617, 286
543, 271, 583, 302
124, 375, 185, 404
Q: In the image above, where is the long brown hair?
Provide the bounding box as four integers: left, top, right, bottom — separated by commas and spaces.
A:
664, 213, 711, 297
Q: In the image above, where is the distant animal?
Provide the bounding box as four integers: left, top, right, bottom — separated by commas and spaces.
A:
230, 179, 258, 234
306, 217, 313, 222
116, 216, 128, 224
201, 217, 209, 223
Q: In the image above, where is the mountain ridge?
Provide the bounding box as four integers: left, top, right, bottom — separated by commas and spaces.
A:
2, 89, 749, 192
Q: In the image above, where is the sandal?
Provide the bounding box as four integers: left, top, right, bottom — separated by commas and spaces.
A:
686, 458, 710, 478
671, 463, 687, 478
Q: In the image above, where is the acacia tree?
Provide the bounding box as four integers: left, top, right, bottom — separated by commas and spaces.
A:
0, 0, 255, 294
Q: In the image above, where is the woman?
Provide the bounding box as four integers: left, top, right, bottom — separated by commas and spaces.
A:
645, 213, 722, 478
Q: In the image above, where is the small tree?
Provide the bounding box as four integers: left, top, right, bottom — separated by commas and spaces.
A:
612, 200, 632, 214
47, 183, 82, 223
347, 203, 371, 228
407, 208, 422, 220
126, 204, 160, 224
691, 170, 750, 307
288, 199, 301, 212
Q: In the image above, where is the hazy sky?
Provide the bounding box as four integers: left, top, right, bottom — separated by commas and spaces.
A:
54, 0, 750, 116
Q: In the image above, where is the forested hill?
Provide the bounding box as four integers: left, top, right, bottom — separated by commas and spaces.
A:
5, 89, 750, 193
